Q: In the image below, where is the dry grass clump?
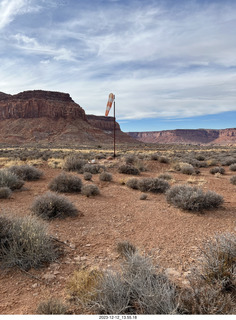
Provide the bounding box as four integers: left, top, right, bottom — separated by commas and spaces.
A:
0, 169, 24, 190
0, 187, 12, 199
210, 167, 225, 175
81, 184, 100, 197
229, 163, 236, 171
99, 172, 112, 182
36, 298, 69, 315
0, 215, 59, 270
31, 192, 79, 219
67, 269, 103, 305
48, 172, 82, 193
83, 172, 92, 181
8, 165, 43, 181
137, 178, 170, 193
230, 176, 236, 185
118, 164, 140, 175
159, 156, 170, 164
166, 184, 224, 212
63, 155, 86, 173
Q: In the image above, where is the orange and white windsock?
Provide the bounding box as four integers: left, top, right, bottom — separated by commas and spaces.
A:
105, 93, 115, 116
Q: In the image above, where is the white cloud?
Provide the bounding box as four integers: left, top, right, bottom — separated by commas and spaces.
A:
0, 0, 236, 127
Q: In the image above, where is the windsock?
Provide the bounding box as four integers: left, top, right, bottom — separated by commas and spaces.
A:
105, 93, 115, 116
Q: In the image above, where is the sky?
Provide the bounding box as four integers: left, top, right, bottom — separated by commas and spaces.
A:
0, 0, 236, 132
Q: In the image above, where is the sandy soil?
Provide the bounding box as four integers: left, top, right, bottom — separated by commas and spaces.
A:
0, 158, 235, 314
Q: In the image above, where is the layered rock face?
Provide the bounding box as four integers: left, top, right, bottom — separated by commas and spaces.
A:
128, 128, 236, 145
0, 90, 86, 120
0, 90, 136, 145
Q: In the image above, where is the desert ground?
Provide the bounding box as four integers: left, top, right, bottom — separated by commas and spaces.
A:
0, 145, 235, 314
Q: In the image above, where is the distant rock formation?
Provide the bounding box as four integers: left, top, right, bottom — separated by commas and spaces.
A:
128, 128, 236, 145
0, 90, 136, 146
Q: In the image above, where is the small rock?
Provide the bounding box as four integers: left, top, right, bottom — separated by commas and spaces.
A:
32, 283, 38, 289
85, 244, 91, 247
70, 244, 76, 249
53, 270, 60, 275
43, 273, 56, 281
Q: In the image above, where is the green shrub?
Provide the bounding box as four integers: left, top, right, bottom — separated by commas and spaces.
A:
63, 155, 86, 173
99, 172, 112, 182
229, 163, 236, 171
118, 165, 140, 175
0, 187, 12, 199
126, 178, 139, 189
0, 215, 59, 270
31, 192, 78, 219
137, 178, 170, 193
48, 172, 82, 193
166, 185, 224, 212
36, 298, 68, 315
83, 172, 92, 181
8, 165, 43, 181
81, 184, 100, 197
230, 176, 236, 185
0, 169, 24, 190
210, 167, 225, 175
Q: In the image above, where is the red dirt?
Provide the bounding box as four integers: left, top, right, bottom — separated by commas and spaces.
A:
0, 159, 235, 314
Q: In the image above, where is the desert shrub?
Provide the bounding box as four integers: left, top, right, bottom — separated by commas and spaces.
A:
99, 172, 112, 182
126, 178, 139, 190
118, 164, 140, 175
36, 298, 68, 315
196, 154, 205, 161
63, 155, 86, 173
180, 164, 195, 175
83, 172, 92, 181
179, 282, 235, 314
0, 215, 59, 270
124, 154, 136, 165
140, 193, 148, 200
137, 178, 170, 193
159, 156, 170, 164
81, 184, 100, 197
221, 157, 236, 166
95, 153, 106, 160
198, 233, 236, 286
31, 192, 78, 219
150, 153, 159, 161
83, 164, 105, 174
8, 165, 43, 181
88, 252, 178, 314
116, 241, 137, 258
229, 163, 236, 171
230, 176, 236, 185
48, 172, 82, 193
207, 159, 218, 166
158, 173, 172, 180
0, 187, 12, 199
67, 269, 103, 304
0, 169, 24, 190
166, 185, 224, 212
178, 233, 236, 314
210, 167, 225, 175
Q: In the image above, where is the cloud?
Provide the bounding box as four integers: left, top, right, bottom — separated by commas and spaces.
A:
0, 0, 236, 127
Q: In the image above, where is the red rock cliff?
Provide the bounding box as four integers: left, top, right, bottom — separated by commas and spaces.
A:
0, 90, 87, 120
128, 128, 236, 145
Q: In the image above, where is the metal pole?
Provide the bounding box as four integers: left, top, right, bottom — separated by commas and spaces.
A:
113, 99, 116, 158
